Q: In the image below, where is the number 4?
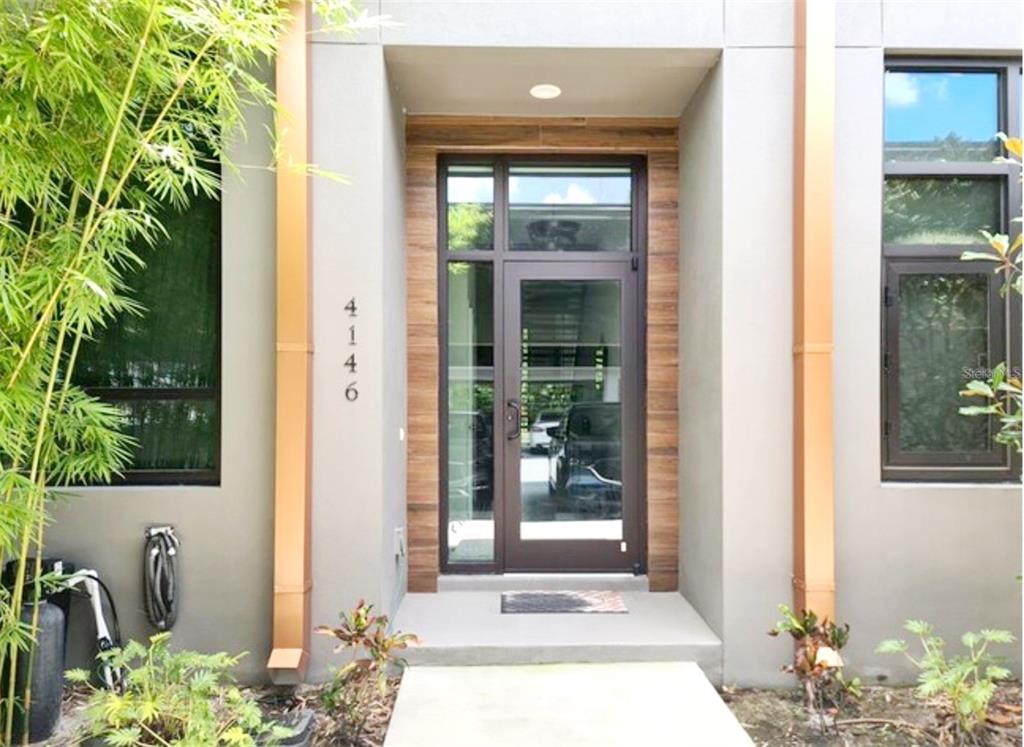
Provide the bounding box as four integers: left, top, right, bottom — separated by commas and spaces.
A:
345, 354, 357, 374
345, 298, 357, 317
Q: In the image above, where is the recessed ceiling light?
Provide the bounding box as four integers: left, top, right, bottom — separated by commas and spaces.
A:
530, 83, 562, 100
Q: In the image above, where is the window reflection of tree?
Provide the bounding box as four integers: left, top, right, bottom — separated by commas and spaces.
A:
898, 274, 990, 453
447, 203, 494, 250
884, 178, 999, 245
885, 132, 997, 163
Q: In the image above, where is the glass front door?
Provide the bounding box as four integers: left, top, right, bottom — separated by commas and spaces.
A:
502, 263, 640, 571
440, 156, 645, 573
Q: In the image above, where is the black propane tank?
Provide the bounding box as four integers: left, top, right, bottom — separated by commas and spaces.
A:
1, 558, 69, 743
9, 600, 65, 743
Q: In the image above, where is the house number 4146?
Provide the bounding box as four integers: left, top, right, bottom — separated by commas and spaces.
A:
344, 297, 358, 401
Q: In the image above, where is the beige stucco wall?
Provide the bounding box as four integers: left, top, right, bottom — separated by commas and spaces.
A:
677, 0, 1022, 687
47, 92, 277, 682
678, 62, 725, 642
834, 38, 1023, 682
308, 42, 408, 682
719, 45, 797, 687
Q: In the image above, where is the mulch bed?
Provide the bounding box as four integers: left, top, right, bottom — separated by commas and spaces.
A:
723, 682, 1022, 747
255, 675, 401, 747
43, 677, 1023, 746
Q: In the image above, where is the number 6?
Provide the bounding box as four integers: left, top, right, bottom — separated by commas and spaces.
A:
345, 382, 359, 402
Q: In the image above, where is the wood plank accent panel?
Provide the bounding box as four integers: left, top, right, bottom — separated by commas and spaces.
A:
406, 146, 440, 592
405, 116, 680, 592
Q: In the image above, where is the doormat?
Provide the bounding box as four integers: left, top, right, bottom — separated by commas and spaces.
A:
500, 590, 628, 614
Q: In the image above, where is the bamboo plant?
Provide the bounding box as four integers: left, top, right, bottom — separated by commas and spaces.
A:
0, 2, 383, 742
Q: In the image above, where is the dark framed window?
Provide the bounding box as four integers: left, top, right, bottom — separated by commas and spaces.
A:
882, 59, 1022, 482
74, 193, 221, 485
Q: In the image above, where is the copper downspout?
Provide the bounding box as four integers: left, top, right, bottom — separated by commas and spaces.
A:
793, 0, 836, 619
268, 0, 313, 683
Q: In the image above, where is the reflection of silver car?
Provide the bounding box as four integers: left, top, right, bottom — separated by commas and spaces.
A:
528, 410, 563, 452
566, 458, 622, 518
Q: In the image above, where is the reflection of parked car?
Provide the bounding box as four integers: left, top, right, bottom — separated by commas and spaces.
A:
448, 410, 493, 513
547, 403, 622, 518
528, 410, 563, 452
527, 219, 580, 250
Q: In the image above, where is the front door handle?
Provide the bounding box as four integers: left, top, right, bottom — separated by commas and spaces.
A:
506, 399, 521, 441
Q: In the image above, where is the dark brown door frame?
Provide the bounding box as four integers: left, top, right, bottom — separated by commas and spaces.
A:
437, 153, 648, 574
502, 261, 642, 572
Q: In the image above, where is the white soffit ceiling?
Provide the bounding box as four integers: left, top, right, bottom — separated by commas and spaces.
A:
385, 46, 719, 117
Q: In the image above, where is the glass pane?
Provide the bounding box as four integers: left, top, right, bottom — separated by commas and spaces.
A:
509, 166, 631, 251
446, 165, 494, 251
898, 273, 991, 453
884, 71, 999, 162
446, 262, 495, 563
76, 194, 220, 388
519, 279, 623, 541
117, 399, 217, 471
883, 178, 1000, 244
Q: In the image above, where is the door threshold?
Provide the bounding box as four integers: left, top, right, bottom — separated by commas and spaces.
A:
437, 573, 649, 593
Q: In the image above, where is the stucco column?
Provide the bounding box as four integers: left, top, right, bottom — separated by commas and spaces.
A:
792, 0, 836, 618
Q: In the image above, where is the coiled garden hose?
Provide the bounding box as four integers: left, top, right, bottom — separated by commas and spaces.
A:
143, 526, 179, 631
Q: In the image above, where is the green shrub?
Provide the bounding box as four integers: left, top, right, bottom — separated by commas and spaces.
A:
316, 601, 418, 741
877, 620, 1014, 742
958, 134, 1022, 452
769, 604, 861, 721
67, 632, 288, 746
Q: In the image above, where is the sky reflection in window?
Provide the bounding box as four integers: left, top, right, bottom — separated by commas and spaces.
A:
884, 71, 999, 162
509, 166, 631, 251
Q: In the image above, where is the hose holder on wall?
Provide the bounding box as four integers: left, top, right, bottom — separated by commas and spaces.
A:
144, 526, 179, 631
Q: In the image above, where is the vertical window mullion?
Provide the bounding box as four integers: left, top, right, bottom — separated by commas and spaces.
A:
494, 158, 508, 255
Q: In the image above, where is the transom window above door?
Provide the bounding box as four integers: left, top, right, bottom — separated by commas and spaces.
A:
442, 157, 642, 256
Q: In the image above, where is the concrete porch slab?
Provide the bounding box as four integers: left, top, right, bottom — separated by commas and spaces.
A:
393, 591, 722, 682
383, 662, 754, 747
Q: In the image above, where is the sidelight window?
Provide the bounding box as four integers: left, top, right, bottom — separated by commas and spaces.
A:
446, 262, 496, 562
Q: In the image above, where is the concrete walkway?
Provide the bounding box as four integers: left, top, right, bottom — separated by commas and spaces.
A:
383, 662, 754, 747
